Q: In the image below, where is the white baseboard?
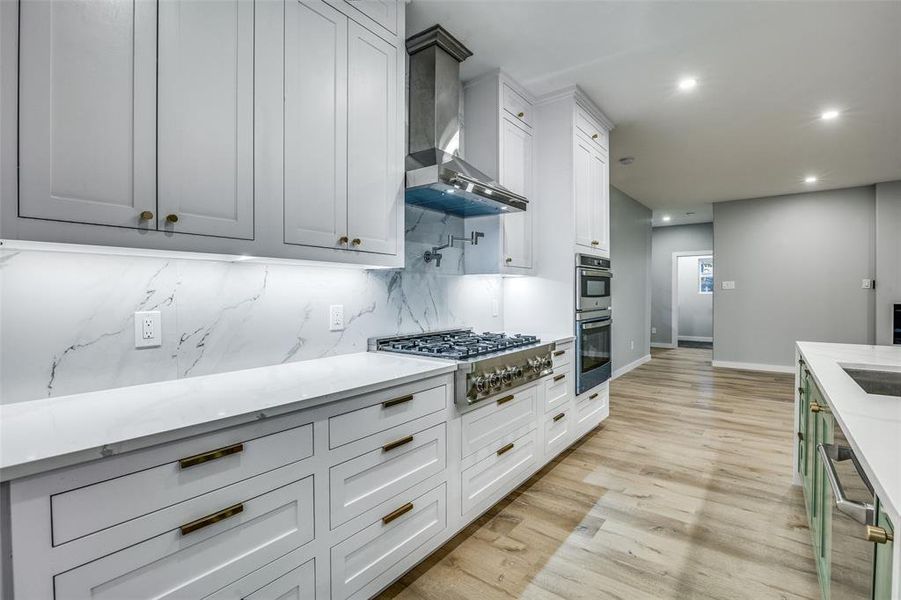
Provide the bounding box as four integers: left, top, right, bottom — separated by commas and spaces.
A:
650, 342, 675, 349
612, 354, 651, 380
711, 360, 794, 374
678, 336, 713, 343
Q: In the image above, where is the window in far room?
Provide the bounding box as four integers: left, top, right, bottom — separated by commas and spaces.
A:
698, 257, 713, 294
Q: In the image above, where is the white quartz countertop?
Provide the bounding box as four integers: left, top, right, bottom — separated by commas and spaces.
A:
0, 352, 456, 482
797, 342, 901, 522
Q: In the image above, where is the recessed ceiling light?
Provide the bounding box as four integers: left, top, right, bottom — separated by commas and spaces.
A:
678, 77, 697, 91
619, 156, 635, 166
662, 215, 672, 222
805, 175, 818, 184
820, 109, 840, 121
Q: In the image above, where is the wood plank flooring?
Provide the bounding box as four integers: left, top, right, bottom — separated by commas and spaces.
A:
377, 347, 820, 600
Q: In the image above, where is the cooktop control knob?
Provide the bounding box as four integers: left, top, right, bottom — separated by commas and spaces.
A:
502, 367, 514, 385
514, 366, 524, 378
542, 356, 553, 370
474, 376, 487, 394
488, 371, 501, 388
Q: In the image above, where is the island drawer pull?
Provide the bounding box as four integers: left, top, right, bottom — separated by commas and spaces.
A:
553, 374, 566, 382
180, 503, 244, 535
382, 435, 414, 452
496, 394, 515, 405
553, 350, 566, 357
179, 443, 244, 469
797, 386, 804, 395
381, 502, 414, 525
553, 412, 565, 422
382, 394, 414, 409
496, 442, 515, 456
589, 393, 599, 400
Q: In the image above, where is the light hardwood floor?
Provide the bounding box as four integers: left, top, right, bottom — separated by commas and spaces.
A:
378, 347, 820, 600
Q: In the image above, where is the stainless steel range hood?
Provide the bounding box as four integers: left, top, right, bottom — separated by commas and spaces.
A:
405, 26, 527, 217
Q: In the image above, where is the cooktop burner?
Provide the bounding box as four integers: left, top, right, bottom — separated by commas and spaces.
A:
378, 330, 540, 360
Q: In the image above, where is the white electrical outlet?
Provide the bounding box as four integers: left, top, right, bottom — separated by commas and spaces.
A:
134, 311, 161, 348
862, 279, 873, 289
651, 327, 657, 334
329, 304, 345, 331
490, 298, 499, 317
630, 340, 635, 350
722, 281, 736, 290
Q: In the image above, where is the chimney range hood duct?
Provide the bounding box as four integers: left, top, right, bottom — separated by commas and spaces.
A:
405, 25, 527, 217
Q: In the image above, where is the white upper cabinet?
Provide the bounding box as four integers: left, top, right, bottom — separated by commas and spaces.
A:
284, 0, 348, 249
346, 20, 399, 255
340, 0, 397, 36
157, 0, 255, 239
17, 0, 157, 228
500, 117, 533, 268
573, 109, 610, 254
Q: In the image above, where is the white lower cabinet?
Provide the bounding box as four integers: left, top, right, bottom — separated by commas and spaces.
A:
54, 476, 315, 600
461, 428, 537, 516
575, 383, 609, 436
543, 402, 573, 458
331, 483, 447, 600
205, 551, 315, 600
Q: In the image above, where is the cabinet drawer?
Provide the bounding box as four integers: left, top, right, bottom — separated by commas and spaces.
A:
575, 386, 608, 434
543, 372, 572, 414
461, 429, 537, 515
329, 384, 447, 449
54, 476, 315, 600
244, 559, 315, 600
51, 422, 313, 546
331, 483, 447, 600
552, 343, 573, 370
330, 422, 446, 528
575, 108, 607, 149
544, 405, 573, 457
461, 385, 537, 458
205, 552, 315, 600
502, 84, 532, 128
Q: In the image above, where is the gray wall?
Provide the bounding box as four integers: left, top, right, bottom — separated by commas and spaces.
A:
650, 223, 714, 345
677, 255, 713, 339
713, 186, 876, 367
875, 181, 901, 345
610, 186, 652, 372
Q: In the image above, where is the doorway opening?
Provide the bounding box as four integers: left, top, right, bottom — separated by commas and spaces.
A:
672, 251, 713, 350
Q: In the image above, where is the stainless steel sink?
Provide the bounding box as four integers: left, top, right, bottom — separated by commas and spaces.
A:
842, 367, 901, 397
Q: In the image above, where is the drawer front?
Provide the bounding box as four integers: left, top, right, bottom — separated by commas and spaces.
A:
543, 372, 572, 414
575, 387, 608, 433
244, 559, 315, 600
54, 476, 315, 600
544, 405, 572, 457
329, 384, 447, 449
331, 483, 447, 600
461, 386, 537, 458
52, 423, 313, 546
502, 84, 532, 127
330, 422, 446, 528
575, 108, 607, 149
552, 343, 573, 370
461, 429, 537, 515
203, 550, 315, 600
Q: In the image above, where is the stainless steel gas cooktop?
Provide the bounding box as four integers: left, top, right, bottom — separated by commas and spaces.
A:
370, 329, 555, 406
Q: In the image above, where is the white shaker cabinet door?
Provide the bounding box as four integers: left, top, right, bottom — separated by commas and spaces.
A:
284, 0, 349, 250
573, 134, 595, 249
157, 0, 255, 239
500, 117, 533, 269
590, 145, 609, 253
18, 0, 157, 228
342, 0, 397, 35
346, 21, 399, 255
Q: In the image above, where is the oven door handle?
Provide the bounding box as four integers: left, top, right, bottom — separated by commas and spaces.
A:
817, 443, 875, 525
578, 268, 613, 278
581, 320, 611, 330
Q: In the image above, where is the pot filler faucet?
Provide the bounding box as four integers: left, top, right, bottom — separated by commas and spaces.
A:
423, 231, 484, 267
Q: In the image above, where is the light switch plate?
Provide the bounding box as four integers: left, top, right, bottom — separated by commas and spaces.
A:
862, 279, 873, 289
134, 311, 161, 348
722, 281, 736, 290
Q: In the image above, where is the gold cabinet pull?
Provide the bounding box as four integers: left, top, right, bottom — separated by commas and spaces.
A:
351, 238, 362, 247
382, 435, 414, 453
496, 394, 515, 406
797, 431, 804, 441
180, 503, 243, 535
382, 502, 414, 525
797, 386, 804, 395
496, 442, 515, 456
866, 525, 894, 544
179, 443, 244, 469
591, 240, 599, 245
553, 350, 565, 357
166, 214, 179, 223
553, 412, 565, 422
505, 257, 513, 263
139, 210, 154, 221
517, 111, 525, 118
810, 402, 822, 413
589, 393, 599, 400
553, 374, 566, 382
591, 133, 599, 139
338, 236, 349, 245
382, 394, 414, 409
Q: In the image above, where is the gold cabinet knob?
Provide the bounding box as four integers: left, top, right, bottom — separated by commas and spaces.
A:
866, 525, 894, 544
166, 214, 179, 224
139, 210, 154, 221
517, 111, 525, 118
338, 236, 349, 246
351, 238, 362, 247
592, 133, 599, 139
810, 402, 822, 413
505, 257, 512, 263
591, 240, 599, 246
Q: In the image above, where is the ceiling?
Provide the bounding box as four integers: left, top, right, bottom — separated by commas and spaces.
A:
407, 1, 901, 213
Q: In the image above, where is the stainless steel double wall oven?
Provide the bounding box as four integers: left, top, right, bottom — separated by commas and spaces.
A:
575, 254, 612, 394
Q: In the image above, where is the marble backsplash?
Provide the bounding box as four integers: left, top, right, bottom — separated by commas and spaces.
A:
0, 207, 503, 404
